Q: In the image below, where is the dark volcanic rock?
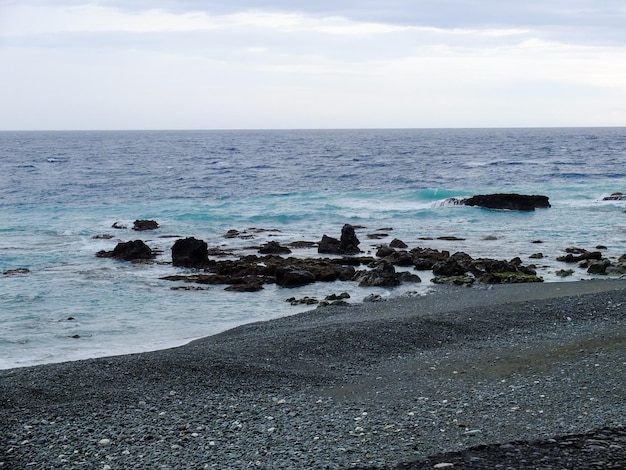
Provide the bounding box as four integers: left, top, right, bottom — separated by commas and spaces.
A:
172, 237, 209, 268
318, 224, 361, 255
389, 238, 408, 249
259, 241, 292, 255
339, 224, 361, 254
410, 247, 450, 270
354, 261, 401, 287
384, 251, 415, 267
97, 240, 155, 261
603, 192, 626, 201
133, 219, 159, 231
427, 251, 542, 284
275, 266, 316, 288
318, 234, 342, 254
376, 245, 396, 258
224, 281, 264, 292
463, 193, 551, 211
3, 268, 30, 276
432, 252, 473, 277
586, 258, 611, 274
163, 252, 362, 291
557, 249, 603, 263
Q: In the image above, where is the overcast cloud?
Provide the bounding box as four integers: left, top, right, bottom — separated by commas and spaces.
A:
1, 0, 625, 129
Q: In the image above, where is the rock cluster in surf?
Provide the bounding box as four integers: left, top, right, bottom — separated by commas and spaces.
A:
86, 191, 626, 295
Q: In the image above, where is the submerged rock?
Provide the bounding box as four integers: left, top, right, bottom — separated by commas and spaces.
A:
3, 268, 31, 276
603, 192, 626, 201
556, 269, 575, 277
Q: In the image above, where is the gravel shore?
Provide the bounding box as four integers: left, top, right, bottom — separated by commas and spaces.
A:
2, 280, 626, 469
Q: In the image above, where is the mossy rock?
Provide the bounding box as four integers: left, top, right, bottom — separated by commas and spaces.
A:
431, 275, 476, 286
479, 272, 543, 284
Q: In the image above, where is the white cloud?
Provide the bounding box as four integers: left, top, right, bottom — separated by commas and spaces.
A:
0, 1, 625, 129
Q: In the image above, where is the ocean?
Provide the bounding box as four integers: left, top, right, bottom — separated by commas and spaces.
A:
1, 128, 625, 369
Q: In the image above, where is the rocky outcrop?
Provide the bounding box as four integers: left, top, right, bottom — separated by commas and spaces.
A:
340, 224, 360, 254
575, 252, 626, 276
161, 255, 359, 291
557, 248, 603, 263
462, 193, 551, 211
354, 262, 401, 287
353, 263, 421, 285
389, 238, 408, 249
133, 220, 159, 231
275, 266, 316, 287
172, 237, 209, 268
585, 258, 611, 274
410, 247, 450, 270
318, 224, 360, 255
93, 223, 570, 292
603, 192, 626, 201
432, 252, 474, 277
318, 235, 342, 254
96, 240, 155, 261
259, 241, 292, 255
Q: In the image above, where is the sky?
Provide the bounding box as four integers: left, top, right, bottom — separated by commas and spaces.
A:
1, 1, 625, 130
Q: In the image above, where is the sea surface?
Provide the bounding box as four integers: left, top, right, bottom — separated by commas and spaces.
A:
1, 128, 625, 369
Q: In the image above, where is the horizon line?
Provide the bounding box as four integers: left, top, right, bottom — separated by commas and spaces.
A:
1, 125, 625, 132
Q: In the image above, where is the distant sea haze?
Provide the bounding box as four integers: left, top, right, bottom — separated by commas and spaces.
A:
1, 127, 625, 368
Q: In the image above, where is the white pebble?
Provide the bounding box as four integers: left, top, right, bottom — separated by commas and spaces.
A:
433, 464, 454, 469
98, 439, 111, 446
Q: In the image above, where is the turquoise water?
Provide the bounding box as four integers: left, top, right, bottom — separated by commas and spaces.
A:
1, 128, 625, 368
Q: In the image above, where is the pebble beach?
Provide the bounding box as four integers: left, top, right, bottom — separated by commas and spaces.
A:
2, 279, 625, 469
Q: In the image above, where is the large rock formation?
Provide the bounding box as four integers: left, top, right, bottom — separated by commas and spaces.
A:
318, 224, 361, 255
172, 237, 209, 268
339, 224, 360, 254
462, 194, 551, 211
